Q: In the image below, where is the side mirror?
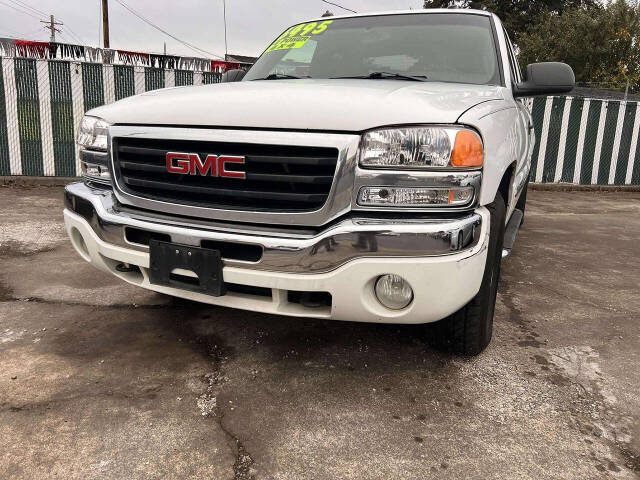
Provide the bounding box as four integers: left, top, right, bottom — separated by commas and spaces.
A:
221, 69, 246, 83
513, 62, 575, 97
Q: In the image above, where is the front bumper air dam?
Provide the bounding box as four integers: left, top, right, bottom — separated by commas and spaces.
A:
64, 185, 490, 324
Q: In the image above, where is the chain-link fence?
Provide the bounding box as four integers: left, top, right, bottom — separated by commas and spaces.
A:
0, 57, 220, 177
530, 95, 640, 185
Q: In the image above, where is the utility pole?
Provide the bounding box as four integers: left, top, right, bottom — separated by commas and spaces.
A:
223, 0, 228, 60
41, 15, 63, 42
102, 0, 110, 48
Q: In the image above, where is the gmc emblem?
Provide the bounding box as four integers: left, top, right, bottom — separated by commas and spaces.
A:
166, 152, 246, 179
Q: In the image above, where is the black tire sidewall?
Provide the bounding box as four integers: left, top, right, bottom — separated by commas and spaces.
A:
479, 191, 507, 344
428, 191, 507, 355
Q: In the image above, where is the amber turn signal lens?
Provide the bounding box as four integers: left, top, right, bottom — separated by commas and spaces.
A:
451, 130, 483, 167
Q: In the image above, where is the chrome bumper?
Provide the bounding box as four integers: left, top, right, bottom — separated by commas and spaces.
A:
65, 182, 485, 275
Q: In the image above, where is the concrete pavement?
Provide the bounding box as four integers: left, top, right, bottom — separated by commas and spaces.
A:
1, 184, 639, 479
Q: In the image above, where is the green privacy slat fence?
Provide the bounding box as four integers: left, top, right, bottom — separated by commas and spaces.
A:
559, 97, 584, 183
175, 70, 194, 87
615, 102, 637, 185
0, 58, 10, 175
145, 67, 164, 91
202, 72, 221, 85
581, 100, 602, 184
14, 58, 43, 176
540, 96, 566, 183
114, 65, 135, 101
529, 96, 546, 180
0, 56, 639, 183
81, 63, 104, 112
48, 61, 75, 177
0, 57, 219, 176
631, 118, 640, 185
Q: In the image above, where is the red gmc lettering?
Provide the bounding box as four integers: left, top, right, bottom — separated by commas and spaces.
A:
218, 156, 246, 179
166, 152, 245, 178
190, 154, 218, 176
166, 152, 191, 174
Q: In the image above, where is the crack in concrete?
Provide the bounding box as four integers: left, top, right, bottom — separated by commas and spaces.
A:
618, 444, 640, 473
217, 416, 255, 480
232, 440, 255, 480
4, 298, 258, 479
174, 315, 256, 480
209, 365, 256, 479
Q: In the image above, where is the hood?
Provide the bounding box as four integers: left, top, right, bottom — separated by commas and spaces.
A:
91, 79, 505, 132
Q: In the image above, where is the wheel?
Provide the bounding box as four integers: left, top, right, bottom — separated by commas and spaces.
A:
515, 179, 529, 226
429, 191, 506, 356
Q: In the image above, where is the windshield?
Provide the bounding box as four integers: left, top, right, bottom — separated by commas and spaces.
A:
244, 13, 501, 85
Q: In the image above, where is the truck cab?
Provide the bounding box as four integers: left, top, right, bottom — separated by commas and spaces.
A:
63, 9, 573, 355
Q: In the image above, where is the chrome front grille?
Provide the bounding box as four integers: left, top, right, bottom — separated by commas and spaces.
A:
113, 137, 339, 212
108, 126, 360, 227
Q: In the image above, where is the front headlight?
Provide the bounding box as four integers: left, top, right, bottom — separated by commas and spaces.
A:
78, 116, 109, 151
77, 116, 111, 185
359, 126, 483, 169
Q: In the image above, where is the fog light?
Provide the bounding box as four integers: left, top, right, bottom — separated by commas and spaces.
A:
81, 162, 110, 180
357, 186, 473, 207
375, 274, 414, 310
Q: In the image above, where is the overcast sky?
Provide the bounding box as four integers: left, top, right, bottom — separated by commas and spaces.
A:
0, 0, 424, 59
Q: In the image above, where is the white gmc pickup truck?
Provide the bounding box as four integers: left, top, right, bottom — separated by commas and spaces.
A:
63, 9, 574, 355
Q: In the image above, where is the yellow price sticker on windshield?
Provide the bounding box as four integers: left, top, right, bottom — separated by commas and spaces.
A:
266, 20, 333, 53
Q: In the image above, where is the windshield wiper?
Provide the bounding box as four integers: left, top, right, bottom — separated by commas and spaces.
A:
332, 72, 428, 82
252, 73, 304, 81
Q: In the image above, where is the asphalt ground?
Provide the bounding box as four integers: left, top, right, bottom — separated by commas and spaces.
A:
0, 184, 639, 479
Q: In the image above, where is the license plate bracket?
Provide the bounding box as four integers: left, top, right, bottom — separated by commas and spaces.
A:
149, 240, 226, 297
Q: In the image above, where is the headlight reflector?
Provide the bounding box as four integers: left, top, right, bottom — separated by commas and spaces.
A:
359, 126, 483, 169
77, 116, 109, 151
77, 116, 110, 184
357, 186, 474, 207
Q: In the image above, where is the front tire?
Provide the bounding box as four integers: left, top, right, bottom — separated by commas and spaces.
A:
429, 191, 506, 356
515, 179, 529, 226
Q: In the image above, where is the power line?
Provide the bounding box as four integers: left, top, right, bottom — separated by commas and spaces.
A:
25, 25, 46, 37
112, 0, 224, 59
5, 0, 88, 45
6, 0, 46, 17
0, 0, 43, 20
0, 26, 47, 40
64, 24, 86, 45
320, 0, 357, 14
0, 24, 21, 37
0, 25, 45, 37
114, 0, 223, 58
57, 31, 74, 44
